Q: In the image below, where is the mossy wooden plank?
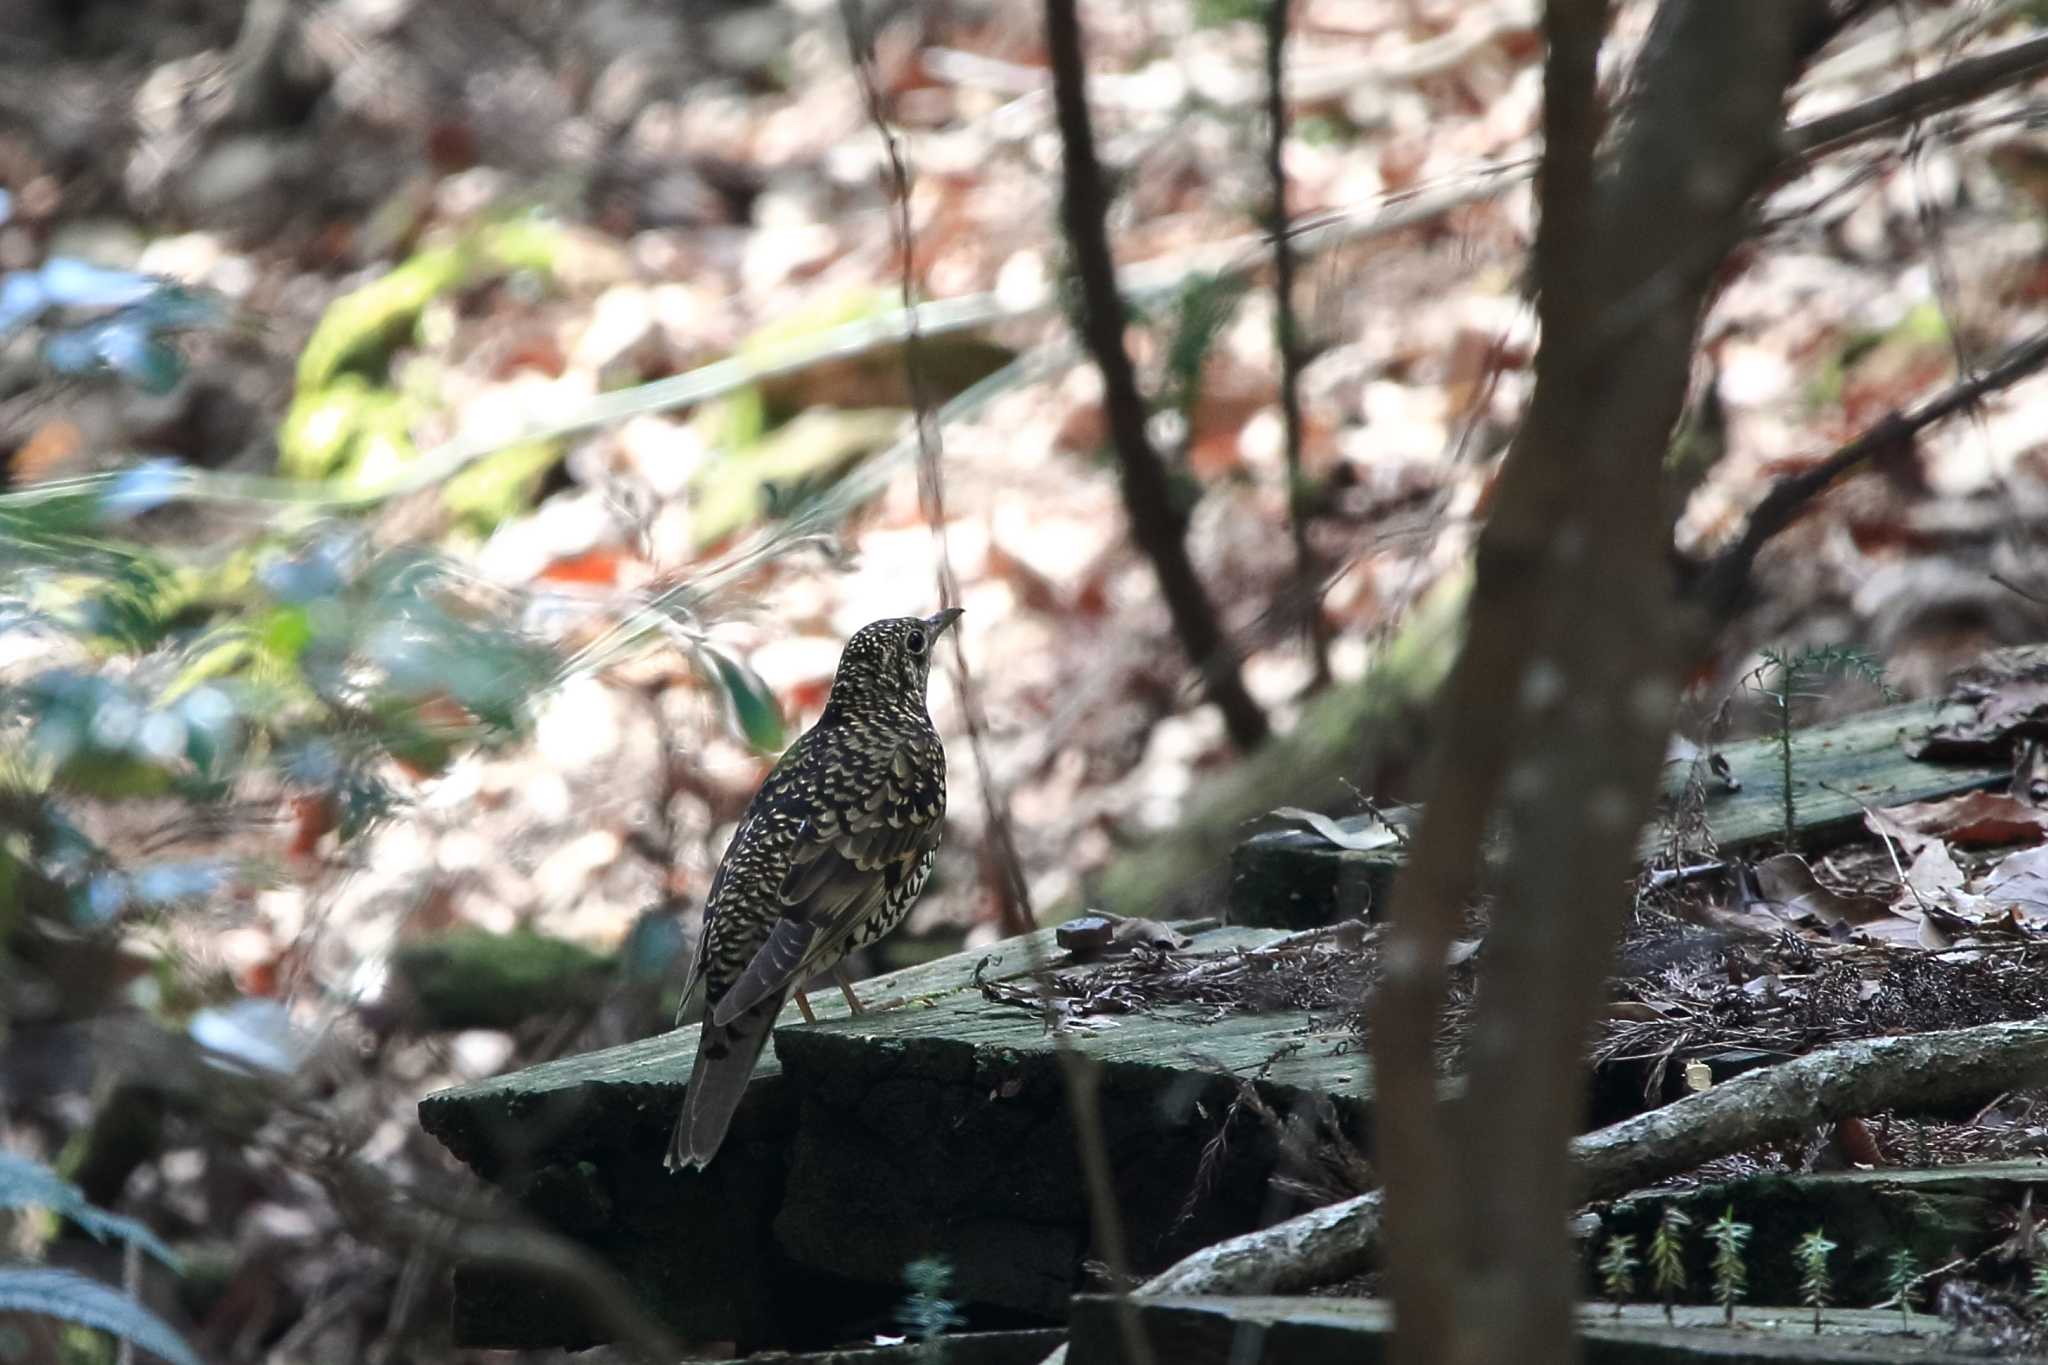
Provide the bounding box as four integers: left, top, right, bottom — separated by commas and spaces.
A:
771, 928, 1369, 1317
1068, 1296, 2048, 1364
420, 924, 1081, 1350
709, 1329, 1069, 1365
1596, 1160, 2048, 1309
1229, 838, 1399, 929
1228, 698, 2006, 928
1677, 698, 2001, 855
419, 924, 1080, 1173
420, 924, 1291, 1349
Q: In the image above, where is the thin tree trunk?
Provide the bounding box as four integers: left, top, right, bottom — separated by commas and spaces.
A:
1374, 5, 1836, 1364
1042, 0, 1271, 752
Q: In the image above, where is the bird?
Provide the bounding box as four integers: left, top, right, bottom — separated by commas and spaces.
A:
666, 608, 961, 1172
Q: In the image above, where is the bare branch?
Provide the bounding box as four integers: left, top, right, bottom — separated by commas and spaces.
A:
1692, 324, 2048, 616
1262, 0, 1328, 690
1376, 3, 1834, 1362
839, 0, 1036, 933
1785, 31, 2048, 160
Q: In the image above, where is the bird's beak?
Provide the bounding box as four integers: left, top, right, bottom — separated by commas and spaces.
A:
925, 607, 965, 638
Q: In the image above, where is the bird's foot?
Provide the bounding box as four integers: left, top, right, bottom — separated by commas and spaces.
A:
834, 966, 866, 1015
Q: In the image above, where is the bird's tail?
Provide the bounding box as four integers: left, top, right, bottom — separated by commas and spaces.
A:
665, 991, 782, 1172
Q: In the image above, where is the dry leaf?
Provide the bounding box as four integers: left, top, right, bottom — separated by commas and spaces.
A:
1903, 840, 1966, 902
1975, 843, 2048, 926
1866, 791, 2048, 851
1271, 807, 1400, 853
1112, 917, 1191, 951
1752, 852, 1893, 926
1912, 676, 2048, 760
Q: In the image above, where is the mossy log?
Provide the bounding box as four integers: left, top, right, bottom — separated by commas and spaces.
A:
1227, 696, 2006, 928
390, 927, 613, 1032
421, 922, 1370, 1348
1066, 1296, 2048, 1364
771, 937, 1371, 1319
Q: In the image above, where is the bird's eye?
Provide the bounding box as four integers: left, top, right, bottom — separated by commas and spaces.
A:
906, 629, 928, 655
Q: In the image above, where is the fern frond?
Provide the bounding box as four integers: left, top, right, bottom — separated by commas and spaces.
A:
0, 1152, 180, 1269
0, 1267, 199, 1365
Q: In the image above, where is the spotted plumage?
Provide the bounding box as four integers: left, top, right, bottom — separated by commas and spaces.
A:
666, 608, 960, 1171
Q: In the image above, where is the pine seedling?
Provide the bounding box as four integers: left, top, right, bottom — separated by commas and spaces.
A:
1599, 1233, 1639, 1317
1649, 1204, 1691, 1323
1707, 1206, 1751, 1326
1750, 645, 1892, 847
2030, 1259, 2048, 1312
1884, 1247, 1918, 1329
1794, 1228, 1836, 1334
896, 1257, 966, 1356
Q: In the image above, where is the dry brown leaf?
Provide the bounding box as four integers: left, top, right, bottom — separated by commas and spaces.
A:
1975, 843, 2048, 926
1866, 791, 2048, 851
1752, 852, 1894, 926
1271, 807, 1400, 853
1112, 917, 1192, 951
1903, 840, 1967, 905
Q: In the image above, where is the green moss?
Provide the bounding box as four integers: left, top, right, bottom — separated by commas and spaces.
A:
295, 220, 567, 393
688, 407, 906, 548
392, 928, 612, 1031
442, 441, 563, 534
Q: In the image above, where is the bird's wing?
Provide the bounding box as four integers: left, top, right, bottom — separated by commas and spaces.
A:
710, 740, 941, 1026
672, 849, 740, 1025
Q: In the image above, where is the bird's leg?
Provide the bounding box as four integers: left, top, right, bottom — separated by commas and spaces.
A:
834, 965, 866, 1015
794, 992, 817, 1025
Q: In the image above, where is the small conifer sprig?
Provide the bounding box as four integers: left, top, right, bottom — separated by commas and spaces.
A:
1598, 1234, 1639, 1317
1649, 1204, 1691, 1323
1883, 1247, 1918, 1329
1707, 1206, 1752, 1326
1794, 1228, 1836, 1334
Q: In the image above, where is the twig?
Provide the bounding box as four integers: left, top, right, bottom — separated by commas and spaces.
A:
1262, 0, 1328, 690
839, 0, 1034, 934
1784, 31, 2048, 160
1991, 572, 2048, 608
1692, 324, 2048, 615
1042, 0, 1268, 752
841, 22, 1147, 1365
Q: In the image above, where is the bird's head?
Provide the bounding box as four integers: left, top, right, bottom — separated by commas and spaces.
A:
826, 608, 963, 708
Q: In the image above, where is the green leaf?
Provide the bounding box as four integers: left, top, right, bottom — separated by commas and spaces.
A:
441, 440, 561, 532
259, 606, 314, 662
0, 1152, 180, 1270
697, 644, 786, 752
0, 1268, 199, 1365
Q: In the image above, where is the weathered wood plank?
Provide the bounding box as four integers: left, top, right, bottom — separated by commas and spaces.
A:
1677, 697, 1999, 855
772, 934, 1369, 1317
420, 924, 1082, 1176
1228, 698, 2006, 928
1067, 1296, 2048, 1364
419, 923, 1359, 1347
419, 924, 1082, 1349
708, 1328, 1068, 1365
